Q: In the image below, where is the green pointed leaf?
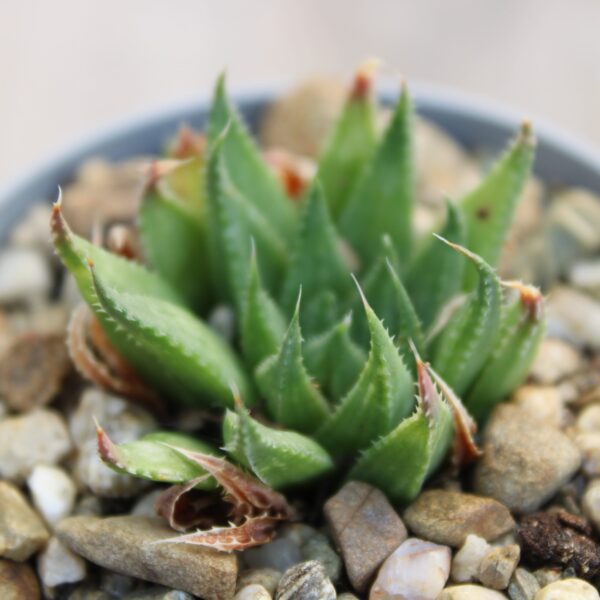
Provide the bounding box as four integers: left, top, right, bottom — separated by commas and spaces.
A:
430, 239, 502, 395
466, 282, 546, 422
316, 64, 378, 218
222, 407, 333, 489
339, 84, 414, 266
97, 426, 217, 488
90, 263, 253, 408
349, 354, 453, 504
255, 298, 330, 434
406, 200, 466, 329
316, 287, 414, 455
304, 314, 367, 400
206, 136, 289, 307
280, 183, 352, 333
207, 74, 296, 238
351, 236, 424, 356
240, 253, 287, 370
461, 122, 535, 290
139, 172, 209, 312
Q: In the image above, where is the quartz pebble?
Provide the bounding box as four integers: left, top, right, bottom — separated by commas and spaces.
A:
529, 338, 582, 384
0, 481, 49, 561
574, 432, 600, 477
451, 534, 491, 583
275, 560, 335, 600
324, 481, 407, 592
404, 490, 515, 547
0, 247, 51, 304
438, 585, 508, 599
473, 404, 581, 512
478, 544, 520, 590
235, 584, 272, 600
0, 559, 41, 599
369, 537, 450, 600
507, 568, 540, 600
582, 479, 600, 531
237, 569, 282, 596
37, 536, 86, 588
534, 578, 600, 599
0, 408, 73, 483
27, 465, 77, 526
56, 515, 237, 600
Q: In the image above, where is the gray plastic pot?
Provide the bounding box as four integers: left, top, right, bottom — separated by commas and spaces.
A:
2, 83, 600, 238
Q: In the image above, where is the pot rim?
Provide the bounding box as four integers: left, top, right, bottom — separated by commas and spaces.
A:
1, 81, 600, 237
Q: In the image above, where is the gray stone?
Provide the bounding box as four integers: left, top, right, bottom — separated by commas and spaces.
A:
473, 404, 581, 512
302, 533, 342, 583
546, 286, 600, 350
324, 481, 407, 592
56, 515, 237, 600
534, 578, 599, 599
404, 490, 515, 547
124, 588, 193, 600
0, 481, 49, 561
235, 584, 272, 600
243, 536, 303, 572
37, 536, 86, 588
478, 545, 520, 590
508, 568, 540, 600
0, 409, 73, 483
370, 538, 451, 600
0, 559, 41, 599
275, 561, 335, 600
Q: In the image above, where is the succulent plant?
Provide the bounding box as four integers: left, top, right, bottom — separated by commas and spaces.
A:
52, 64, 545, 549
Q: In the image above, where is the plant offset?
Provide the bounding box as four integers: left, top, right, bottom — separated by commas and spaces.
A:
51, 64, 544, 550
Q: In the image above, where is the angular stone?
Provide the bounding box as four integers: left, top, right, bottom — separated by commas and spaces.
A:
0, 409, 73, 483
473, 405, 581, 512
478, 544, 520, 590
404, 490, 515, 547
0, 247, 51, 304
0, 332, 71, 412
438, 585, 508, 599
0, 559, 41, 600
451, 534, 491, 583
27, 464, 77, 526
0, 481, 49, 561
275, 561, 335, 600
324, 481, 407, 592
534, 578, 600, 599
56, 516, 237, 600
370, 537, 450, 600
37, 536, 86, 588
508, 567, 540, 600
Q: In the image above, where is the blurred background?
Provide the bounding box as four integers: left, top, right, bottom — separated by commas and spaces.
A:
2, 0, 600, 184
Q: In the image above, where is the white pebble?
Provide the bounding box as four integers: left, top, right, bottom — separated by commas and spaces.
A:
582, 479, 600, 532
234, 584, 271, 599
0, 247, 51, 304
37, 536, 87, 588
27, 465, 77, 526
370, 537, 450, 600
451, 534, 491, 583
438, 584, 508, 599
534, 578, 599, 599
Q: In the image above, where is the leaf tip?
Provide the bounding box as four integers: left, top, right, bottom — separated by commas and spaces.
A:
502, 279, 544, 321
350, 57, 380, 100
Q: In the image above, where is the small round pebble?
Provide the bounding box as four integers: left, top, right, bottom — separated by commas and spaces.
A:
275, 561, 335, 600
27, 465, 77, 526
438, 585, 508, 599
582, 479, 600, 531
235, 584, 272, 600
237, 569, 282, 596
534, 578, 600, 599
302, 533, 342, 583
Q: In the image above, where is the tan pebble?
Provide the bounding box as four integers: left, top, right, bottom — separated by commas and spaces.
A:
438, 584, 508, 599
235, 583, 271, 600
237, 569, 282, 595
534, 578, 599, 599
451, 534, 491, 583
529, 338, 583, 385
477, 544, 520, 590
0, 559, 41, 599
576, 403, 600, 432
512, 386, 568, 428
